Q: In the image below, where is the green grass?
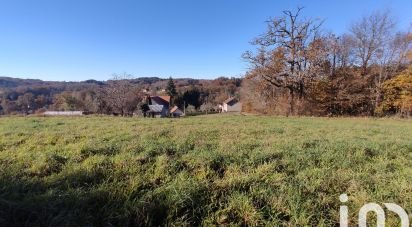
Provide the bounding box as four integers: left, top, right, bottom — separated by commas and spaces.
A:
0, 115, 411, 226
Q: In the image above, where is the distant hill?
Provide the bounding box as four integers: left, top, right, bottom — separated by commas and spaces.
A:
0, 77, 55, 89
0, 76, 239, 93
0, 76, 215, 89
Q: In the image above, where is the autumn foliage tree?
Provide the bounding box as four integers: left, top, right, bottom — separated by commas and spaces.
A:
242, 8, 411, 116
243, 7, 325, 115
377, 67, 412, 116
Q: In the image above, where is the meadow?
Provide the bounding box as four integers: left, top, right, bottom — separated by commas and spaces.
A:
0, 115, 411, 226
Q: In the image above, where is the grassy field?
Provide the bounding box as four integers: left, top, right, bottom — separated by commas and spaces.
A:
0, 115, 411, 226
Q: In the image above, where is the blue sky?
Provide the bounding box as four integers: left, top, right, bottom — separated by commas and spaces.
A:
0, 0, 411, 81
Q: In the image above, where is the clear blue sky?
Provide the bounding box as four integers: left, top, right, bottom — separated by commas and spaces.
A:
0, 0, 411, 81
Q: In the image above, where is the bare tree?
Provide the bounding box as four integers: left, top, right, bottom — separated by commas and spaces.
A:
243, 7, 324, 115
105, 73, 141, 116
16, 93, 34, 114
336, 34, 356, 69
408, 32, 412, 62
350, 10, 395, 74
373, 31, 412, 110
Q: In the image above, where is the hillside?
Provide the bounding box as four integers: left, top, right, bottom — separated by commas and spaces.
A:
0, 76, 233, 89
0, 76, 242, 115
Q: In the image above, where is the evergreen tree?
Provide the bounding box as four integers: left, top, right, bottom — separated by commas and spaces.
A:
166, 77, 177, 97
140, 103, 150, 117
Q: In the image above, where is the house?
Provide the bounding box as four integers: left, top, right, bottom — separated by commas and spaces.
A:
146, 95, 170, 117
147, 105, 167, 118
170, 106, 184, 117
222, 97, 242, 112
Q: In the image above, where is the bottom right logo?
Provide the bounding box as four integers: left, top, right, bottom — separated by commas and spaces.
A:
339, 194, 409, 227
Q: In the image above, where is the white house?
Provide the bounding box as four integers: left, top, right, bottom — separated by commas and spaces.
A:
222, 97, 242, 112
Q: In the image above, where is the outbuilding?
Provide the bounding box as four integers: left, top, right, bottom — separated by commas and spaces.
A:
222, 97, 242, 112
170, 106, 184, 117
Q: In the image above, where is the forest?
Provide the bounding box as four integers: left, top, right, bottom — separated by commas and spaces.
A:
1, 8, 411, 117
241, 8, 411, 117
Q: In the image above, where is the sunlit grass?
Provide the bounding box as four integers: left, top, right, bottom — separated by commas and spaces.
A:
0, 115, 411, 226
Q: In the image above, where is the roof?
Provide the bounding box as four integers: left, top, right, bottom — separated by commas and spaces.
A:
223, 97, 235, 104
158, 96, 170, 103
223, 97, 239, 106
170, 106, 183, 113
148, 105, 164, 113
150, 96, 170, 105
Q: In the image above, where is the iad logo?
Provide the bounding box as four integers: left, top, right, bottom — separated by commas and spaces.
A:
339, 194, 409, 227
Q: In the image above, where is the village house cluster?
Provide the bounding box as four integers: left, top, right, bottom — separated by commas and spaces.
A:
143, 95, 242, 118
43, 94, 242, 117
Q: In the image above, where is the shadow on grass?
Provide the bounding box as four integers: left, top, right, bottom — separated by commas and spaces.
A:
0, 169, 207, 227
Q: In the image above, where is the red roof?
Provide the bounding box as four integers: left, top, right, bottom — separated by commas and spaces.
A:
150, 96, 170, 105
158, 96, 170, 104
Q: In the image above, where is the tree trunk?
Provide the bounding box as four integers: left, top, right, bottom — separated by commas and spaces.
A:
361, 63, 368, 76
373, 71, 384, 116
289, 88, 294, 116
374, 89, 382, 115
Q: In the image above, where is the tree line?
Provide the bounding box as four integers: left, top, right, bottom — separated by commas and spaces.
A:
241, 8, 412, 116
0, 75, 241, 116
